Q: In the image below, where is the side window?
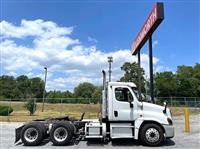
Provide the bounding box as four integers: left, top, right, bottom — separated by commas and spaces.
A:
115, 87, 133, 102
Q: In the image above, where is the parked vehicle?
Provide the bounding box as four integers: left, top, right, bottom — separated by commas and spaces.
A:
15, 70, 174, 146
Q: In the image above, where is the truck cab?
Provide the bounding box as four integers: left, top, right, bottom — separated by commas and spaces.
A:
86, 79, 174, 146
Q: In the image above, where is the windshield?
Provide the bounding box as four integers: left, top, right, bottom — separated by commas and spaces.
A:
131, 87, 144, 101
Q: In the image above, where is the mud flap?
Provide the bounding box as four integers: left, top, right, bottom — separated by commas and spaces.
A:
15, 125, 24, 143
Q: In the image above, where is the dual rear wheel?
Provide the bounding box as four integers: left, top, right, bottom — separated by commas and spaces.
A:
21, 122, 46, 146
21, 121, 74, 146
50, 121, 74, 146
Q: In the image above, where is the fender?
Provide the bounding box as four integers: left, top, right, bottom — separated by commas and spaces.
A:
15, 125, 24, 143
134, 116, 168, 140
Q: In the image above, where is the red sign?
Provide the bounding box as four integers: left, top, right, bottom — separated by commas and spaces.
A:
131, 3, 164, 55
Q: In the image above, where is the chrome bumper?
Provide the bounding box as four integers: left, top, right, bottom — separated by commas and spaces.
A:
163, 124, 174, 139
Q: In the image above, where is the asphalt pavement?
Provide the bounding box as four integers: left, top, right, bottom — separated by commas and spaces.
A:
0, 114, 200, 149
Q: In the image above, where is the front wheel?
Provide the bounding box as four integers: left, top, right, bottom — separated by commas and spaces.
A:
140, 123, 164, 146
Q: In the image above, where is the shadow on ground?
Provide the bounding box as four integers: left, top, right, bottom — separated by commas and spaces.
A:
16, 138, 175, 147
86, 138, 175, 147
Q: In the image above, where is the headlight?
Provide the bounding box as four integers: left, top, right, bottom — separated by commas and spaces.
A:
167, 117, 173, 125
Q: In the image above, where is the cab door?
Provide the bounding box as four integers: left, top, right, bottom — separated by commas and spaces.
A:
111, 86, 135, 121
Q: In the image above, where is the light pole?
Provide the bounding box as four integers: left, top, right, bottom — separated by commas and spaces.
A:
42, 67, 47, 112
107, 56, 113, 82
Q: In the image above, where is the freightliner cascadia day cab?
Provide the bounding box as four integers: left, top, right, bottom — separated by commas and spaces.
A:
15, 71, 174, 146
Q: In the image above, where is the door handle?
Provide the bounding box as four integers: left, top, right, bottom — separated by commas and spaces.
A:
114, 111, 118, 117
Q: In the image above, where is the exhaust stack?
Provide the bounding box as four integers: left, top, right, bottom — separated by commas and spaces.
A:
101, 70, 107, 120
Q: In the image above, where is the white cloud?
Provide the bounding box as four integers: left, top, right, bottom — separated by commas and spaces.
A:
88, 36, 98, 43
0, 19, 166, 91
6, 71, 18, 76
0, 19, 73, 39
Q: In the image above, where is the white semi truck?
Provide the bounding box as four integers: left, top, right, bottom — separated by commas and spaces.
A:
15, 70, 174, 146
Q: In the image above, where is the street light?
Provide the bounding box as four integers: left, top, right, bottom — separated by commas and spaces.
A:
42, 67, 47, 112
107, 56, 113, 82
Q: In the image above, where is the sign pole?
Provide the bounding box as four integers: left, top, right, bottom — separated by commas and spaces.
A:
131, 2, 164, 104
149, 35, 155, 103
138, 51, 142, 101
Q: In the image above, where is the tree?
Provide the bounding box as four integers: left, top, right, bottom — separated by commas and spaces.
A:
30, 77, 44, 98
74, 82, 96, 98
92, 86, 102, 103
120, 62, 146, 92
46, 90, 74, 103
194, 63, 200, 96
155, 72, 178, 97
176, 65, 200, 97
154, 64, 200, 97
194, 63, 200, 79
25, 99, 36, 116
16, 75, 31, 98
0, 75, 16, 98
10, 87, 23, 99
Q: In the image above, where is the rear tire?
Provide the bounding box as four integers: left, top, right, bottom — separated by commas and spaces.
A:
140, 123, 164, 146
50, 121, 73, 146
21, 122, 44, 146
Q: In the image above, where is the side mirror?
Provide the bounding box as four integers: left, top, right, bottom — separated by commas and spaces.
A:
163, 101, 167, 113
129, 101, 133, 108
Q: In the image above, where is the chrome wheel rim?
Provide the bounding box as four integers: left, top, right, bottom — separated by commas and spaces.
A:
24, 128, 38, 142
54, 127, 68, 142
145, 128, 160, 143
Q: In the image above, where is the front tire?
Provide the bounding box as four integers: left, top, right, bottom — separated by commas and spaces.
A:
50, 121, 73, 146
140, 123, 164, 146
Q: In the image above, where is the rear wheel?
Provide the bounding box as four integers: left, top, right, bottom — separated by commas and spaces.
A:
50, 121, 73, 146
21, 122, 44, 146
140, 123, 164, 146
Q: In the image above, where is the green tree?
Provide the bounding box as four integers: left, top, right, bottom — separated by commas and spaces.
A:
25, 99, 36, 116
10, 87, 23, 99
120, 62, 146, 92
16, 75, 31, 98
30, 77, 44, 98
194, 63, 200, 79
92, 86, 102, 103
46, 90, 74, 103
74, 82, 96, 98
0, 76, 16, 98
155, 72, 178, 97
193, 63, 200, 96
176, 65, 199, 97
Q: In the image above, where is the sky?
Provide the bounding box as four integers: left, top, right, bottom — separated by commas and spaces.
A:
0, 0, 199, 91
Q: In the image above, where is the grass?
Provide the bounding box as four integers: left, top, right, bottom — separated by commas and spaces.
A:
170, 107, 200, 116
0, 101, 100, 122
0, 101, 199, 122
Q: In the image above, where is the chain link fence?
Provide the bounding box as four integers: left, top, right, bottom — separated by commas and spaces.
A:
0, 97, 199, 122
155, 97, 200, 108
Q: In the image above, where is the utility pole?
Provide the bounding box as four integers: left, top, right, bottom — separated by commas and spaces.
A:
42, 67, 47, 112
107, 56, 113, 82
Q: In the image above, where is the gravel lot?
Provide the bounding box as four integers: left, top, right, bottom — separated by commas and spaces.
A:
1, 114, 200, 149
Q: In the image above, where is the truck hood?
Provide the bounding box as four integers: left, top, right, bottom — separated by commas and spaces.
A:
142, 102, 164, 113
141, 102, 171, 125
